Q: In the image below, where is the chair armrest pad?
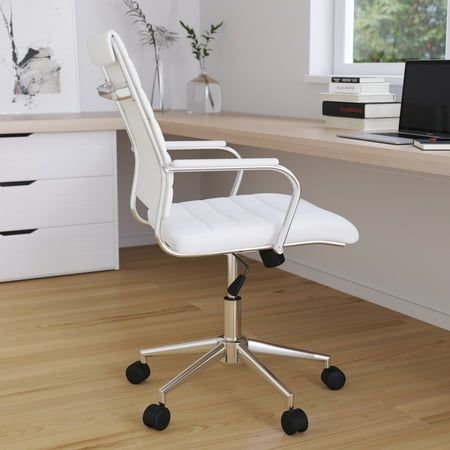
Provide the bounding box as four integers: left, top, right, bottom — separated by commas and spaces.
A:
166, 140, 227, 149
170, 158, 279, 170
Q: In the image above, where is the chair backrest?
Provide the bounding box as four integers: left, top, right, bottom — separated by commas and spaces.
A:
88, 30, 173, 227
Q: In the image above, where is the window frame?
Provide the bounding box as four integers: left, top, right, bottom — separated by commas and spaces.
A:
333, 0, 450, 76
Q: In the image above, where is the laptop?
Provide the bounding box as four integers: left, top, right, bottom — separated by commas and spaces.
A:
338, 60, 450, 145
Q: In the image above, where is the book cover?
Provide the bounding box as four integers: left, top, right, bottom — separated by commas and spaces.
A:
331, 76, 385, 83
322, 101, 401, 119
320, 92, 396, 103
329, 82, 390, 94
325, 116, 399, 131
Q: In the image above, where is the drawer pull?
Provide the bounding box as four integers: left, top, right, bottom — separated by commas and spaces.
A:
0, 180, 36, 187
0, 133, 32, 138
0, 229, 37, 236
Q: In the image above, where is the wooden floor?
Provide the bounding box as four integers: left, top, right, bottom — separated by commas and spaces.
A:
1, 246, 449, 449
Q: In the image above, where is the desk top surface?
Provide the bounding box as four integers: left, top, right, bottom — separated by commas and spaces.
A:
1, 110, 450, 177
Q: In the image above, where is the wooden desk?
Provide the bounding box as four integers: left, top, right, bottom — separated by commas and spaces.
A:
2, 110, 450, 177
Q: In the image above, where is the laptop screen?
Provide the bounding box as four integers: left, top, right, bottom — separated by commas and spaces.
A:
400, 60, 450, 137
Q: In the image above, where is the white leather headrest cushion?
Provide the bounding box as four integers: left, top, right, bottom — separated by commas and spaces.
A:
87, 30, 117, 66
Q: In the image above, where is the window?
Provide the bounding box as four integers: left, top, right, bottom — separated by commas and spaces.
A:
334, 0, 450, 76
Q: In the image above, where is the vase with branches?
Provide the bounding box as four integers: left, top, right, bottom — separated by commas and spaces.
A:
123, 0, 178, 111
180, 20, 223, 113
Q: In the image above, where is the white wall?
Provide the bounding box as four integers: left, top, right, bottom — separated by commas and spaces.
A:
199, 0, 324, 118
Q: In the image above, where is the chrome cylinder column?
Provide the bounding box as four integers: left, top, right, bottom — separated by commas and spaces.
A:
223, 254, 242, 364
224, 300, 241, 340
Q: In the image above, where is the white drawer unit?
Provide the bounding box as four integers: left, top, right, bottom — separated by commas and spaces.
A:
0, 177, 115, 231
0, 131, 119, 282
0, 131, 115, 182
0, 223, 117, 282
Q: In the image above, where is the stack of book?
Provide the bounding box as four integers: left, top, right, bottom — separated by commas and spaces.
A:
321, 77, 401, 131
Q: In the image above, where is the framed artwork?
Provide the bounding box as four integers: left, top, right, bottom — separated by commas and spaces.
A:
0, 0, 79, 113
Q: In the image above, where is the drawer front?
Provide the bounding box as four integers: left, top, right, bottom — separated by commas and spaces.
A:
0, 131, 115, 182
0, 177, 115, 231
0, 223, 118, 282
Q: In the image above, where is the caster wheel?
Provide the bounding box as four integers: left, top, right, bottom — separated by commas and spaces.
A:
321, 365, 346, 390
281, 408, 308, 435
126, 360, 151, 385
143, 403, 171, 431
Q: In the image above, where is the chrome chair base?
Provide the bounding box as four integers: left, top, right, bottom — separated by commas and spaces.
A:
129, 255, 344, 434
140, 335, 331, 408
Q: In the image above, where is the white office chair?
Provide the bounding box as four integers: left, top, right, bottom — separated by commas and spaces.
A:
88, 31, 359, 436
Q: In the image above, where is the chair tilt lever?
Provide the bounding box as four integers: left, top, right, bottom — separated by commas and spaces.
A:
227, 253, 249, 297
227, 274, 246, 297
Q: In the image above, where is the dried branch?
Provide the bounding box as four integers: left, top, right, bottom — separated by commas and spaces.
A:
0, 4, 22, 91
122, 0, 178, 51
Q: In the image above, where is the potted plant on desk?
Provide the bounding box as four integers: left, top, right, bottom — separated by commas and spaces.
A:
180, 20, 223, 113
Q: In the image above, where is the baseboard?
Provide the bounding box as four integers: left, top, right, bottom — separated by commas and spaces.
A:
281, 257, 450, 331
119, 232, 155, 248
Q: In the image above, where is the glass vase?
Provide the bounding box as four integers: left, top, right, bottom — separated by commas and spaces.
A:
150, 55, 169, 111
187, 72, 222, 113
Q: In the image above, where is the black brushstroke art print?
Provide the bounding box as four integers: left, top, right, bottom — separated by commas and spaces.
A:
0, 2, 61, 108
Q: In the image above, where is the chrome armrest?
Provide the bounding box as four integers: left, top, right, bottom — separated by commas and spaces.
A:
166, 158, 301, 254
97, 82, 132, 101
166, 142, 243, 196
168, 158, 279, 171
166, 140, 228, 150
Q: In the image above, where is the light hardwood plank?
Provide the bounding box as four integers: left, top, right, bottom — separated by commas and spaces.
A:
0, 246, 449, 449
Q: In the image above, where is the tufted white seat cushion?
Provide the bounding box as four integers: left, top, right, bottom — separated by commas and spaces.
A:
159, 193, 359, 255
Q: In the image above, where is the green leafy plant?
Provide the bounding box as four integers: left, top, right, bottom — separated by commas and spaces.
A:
179, 20, 223, 73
